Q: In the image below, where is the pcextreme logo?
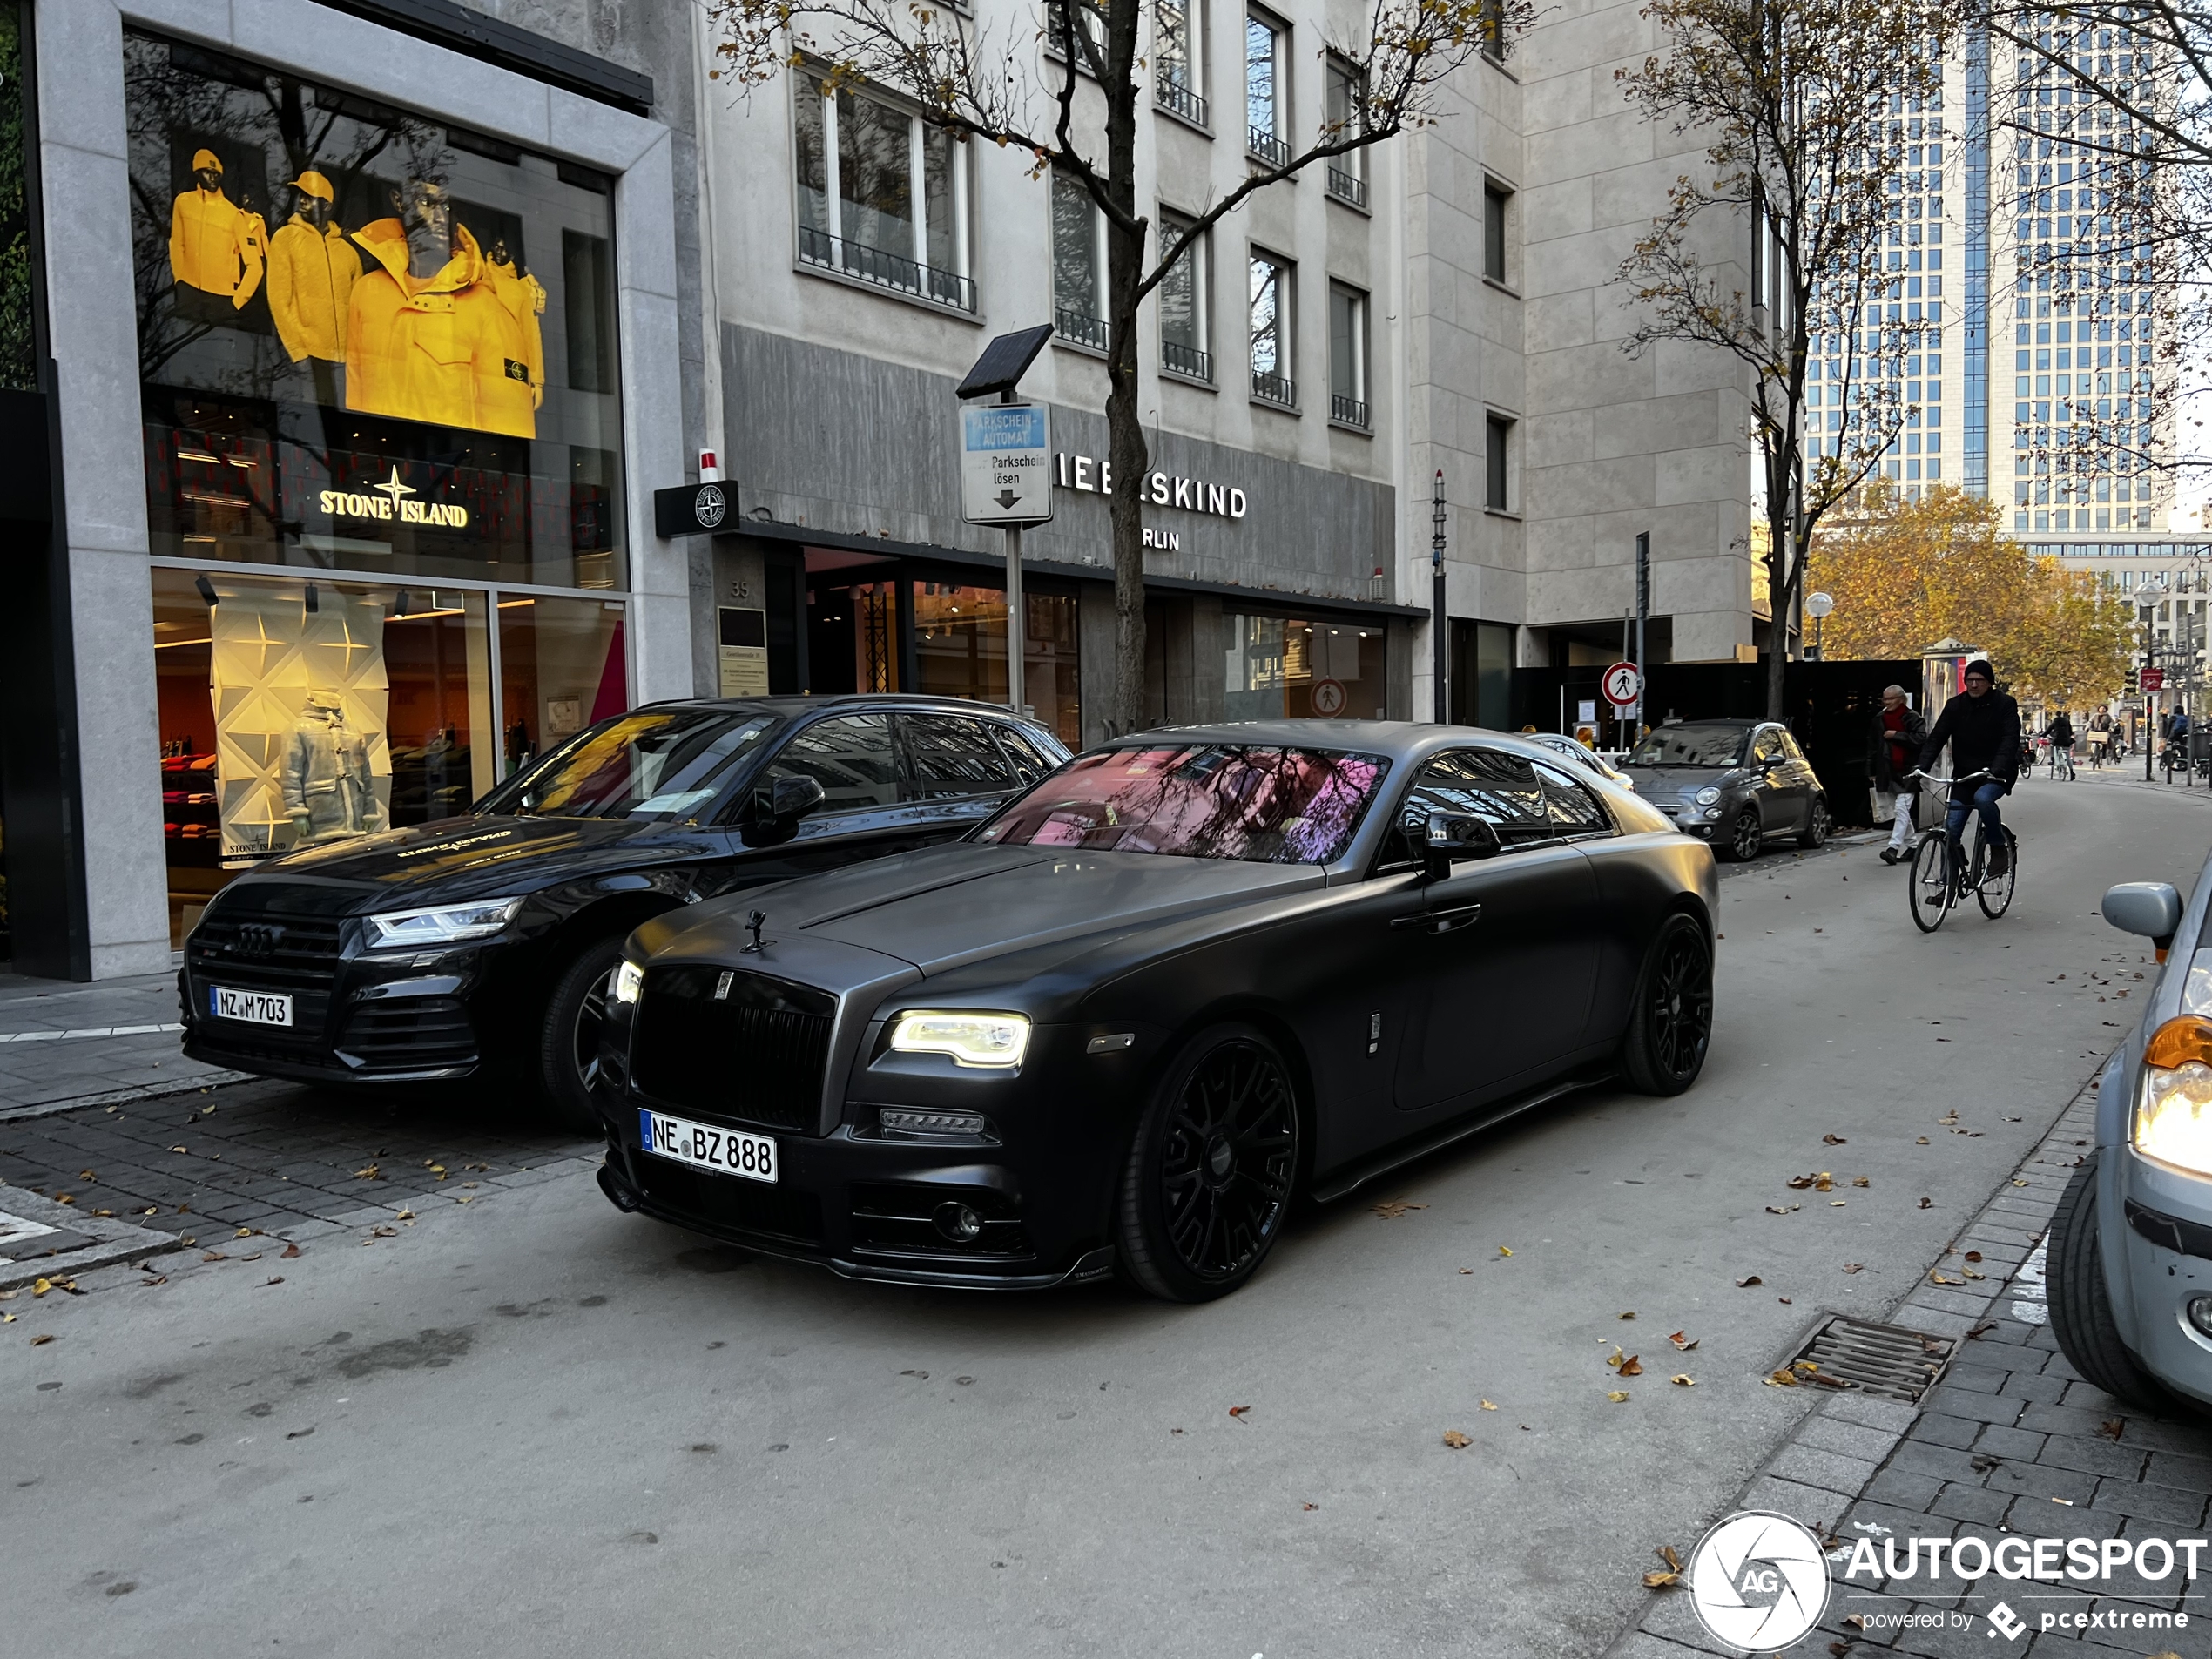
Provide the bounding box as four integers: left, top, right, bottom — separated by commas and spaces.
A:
1687, 1511, 1831, 1651
320, 465, 470, 529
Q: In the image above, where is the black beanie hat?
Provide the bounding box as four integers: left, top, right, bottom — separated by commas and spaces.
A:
1964, 658, 1996, 684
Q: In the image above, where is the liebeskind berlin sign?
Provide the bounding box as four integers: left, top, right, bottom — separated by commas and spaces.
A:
1054, 451, 1249, 520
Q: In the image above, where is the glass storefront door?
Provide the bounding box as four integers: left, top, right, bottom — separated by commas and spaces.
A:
1224, 612, 1387, 720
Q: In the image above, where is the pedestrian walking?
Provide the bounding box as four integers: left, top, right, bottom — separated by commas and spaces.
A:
1871, 683, 1928, 865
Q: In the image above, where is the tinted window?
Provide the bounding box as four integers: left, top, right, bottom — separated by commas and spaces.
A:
1779, 730, 1809, 762
1628, 724, 1750, 768
1751, 727, 1784, 764
1535, 762, 1612, 834
900, 714, 1019, 799
761, 714, 900, 812
1401, 749, 1552, 847
482, 710, 778, 820
993, 725, 1060, 785
978, 744, 1386, 864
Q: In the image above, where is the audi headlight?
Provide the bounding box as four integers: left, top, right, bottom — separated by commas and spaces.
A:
889, 1010, 1031, 1069
1695, 786, 1722, 806
363, 896, 524, 950
2134, 1016, 2212, 1177
611, 960, 644, 1006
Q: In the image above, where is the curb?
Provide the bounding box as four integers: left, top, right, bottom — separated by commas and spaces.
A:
0, 1184, 183, 1291
0, 1068, 253, 1126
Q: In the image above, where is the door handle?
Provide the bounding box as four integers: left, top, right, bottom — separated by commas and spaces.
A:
1391, 902, 1482, 934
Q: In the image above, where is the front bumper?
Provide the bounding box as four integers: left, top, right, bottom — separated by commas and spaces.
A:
2113, 1150, 2212, 1409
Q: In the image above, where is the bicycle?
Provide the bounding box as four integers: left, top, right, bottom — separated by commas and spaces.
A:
1904, 770, 2017, 933
2050, 743, 2075, 782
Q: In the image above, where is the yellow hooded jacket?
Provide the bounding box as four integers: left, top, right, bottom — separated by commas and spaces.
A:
267, 215, 362, 362
169, 185, 265, 306
484, 260, 547, 413
344, 219, 536, 439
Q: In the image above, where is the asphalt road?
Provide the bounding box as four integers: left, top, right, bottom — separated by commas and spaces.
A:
6, 773, 2209, 1659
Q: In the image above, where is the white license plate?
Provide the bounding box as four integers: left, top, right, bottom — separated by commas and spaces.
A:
210, 985, 293, 1027
638, 1109, 778, 1184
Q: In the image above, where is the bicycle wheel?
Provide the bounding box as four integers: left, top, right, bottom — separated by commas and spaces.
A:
1978, 829, 2016, 918
1909, 833, 1952, 933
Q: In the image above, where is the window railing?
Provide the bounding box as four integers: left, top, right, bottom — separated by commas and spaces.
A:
1251, 369, 1297, 408
1162, 340, 1212, 381
1330, 392, 1370, 428
1248, 126, 1292, 167
798, 226, 974, 311
1157, 73, 1209, 127
1325, 165, 1368, 209
1055, 307, 1111, 351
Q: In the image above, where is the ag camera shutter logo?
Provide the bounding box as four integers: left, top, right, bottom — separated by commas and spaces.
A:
1687, 1511, 1831, 1651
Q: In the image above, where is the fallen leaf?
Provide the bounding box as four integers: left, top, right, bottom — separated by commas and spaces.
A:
1841, 1263, 1864, 1274
1964, 1251, 1983, 1263
2098, 1418, 2126, 1440
78, 1170, 95, 1181
91, 1209, 113, 1218
1668, 1331, 1697, 1351
1480, 1399, 1497, 1410
1961, 1267, 1985, 1281
1851, 1176, 1869, 1188
170, 1145, 187, 1154
354, 1164, 381, 1180
1496, 1245, 1512, 1257
1784, 1174, 1816, 1190
1228, 1405, 1251, 1420
262, 1277, 284, 1286
1442, 1429, 1471, 1448
1814, 1174, 1835, 1192
394, 1210, 415, 1222
54, 1195, 72, 1205
1915, 1136, 1930, 1145
1822, 1134, 1846, 1145
1931, 1271, 1959, 1285
1, 1312, 12, 1323
1777, 1297, 1792, 1304
200, 1251, 227, 1262
1918, 1197, 1933, 1209
1764, 1204, 1791, 1215
30, 1278, 51, 1297
455, 1194, 475, 1204
1372, 1198, 1428, 1220
280, 1244, 300, 1260
1617, 1310, 1636, 1320
138, 1275, 165, 1286
1735, 1275, 1763, 1287
1642, 1570, 1681, 1588
1605, 1390, 1629, 1402
2011, 1178, 2030, 1188
236, 1227, 256, 1238
1657, 1545, 1682, 1574
1616, 1354, 1643, 1378
1966, 1321, 1998, 1339
30, 1332, 52, 1345
1764, 1368, 1800, 1387
1670, 1374, 1696, 1386
1458, 1267, 1473, 1275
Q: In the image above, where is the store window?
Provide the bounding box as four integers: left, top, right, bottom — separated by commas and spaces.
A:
126, 34, 624, 591
1224, 613, 1386, 719
913, 583, 1082, 746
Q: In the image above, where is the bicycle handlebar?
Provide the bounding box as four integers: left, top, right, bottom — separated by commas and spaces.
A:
1905, 769, 1995, 788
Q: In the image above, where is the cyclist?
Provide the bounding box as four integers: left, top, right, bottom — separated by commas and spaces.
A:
2046, 710, 2074, 780
1916, 658, 2020, 880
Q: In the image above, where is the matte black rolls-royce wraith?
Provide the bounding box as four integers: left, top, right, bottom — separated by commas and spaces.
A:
595, 723, 1720, 1301
179, 697, 1069, 1125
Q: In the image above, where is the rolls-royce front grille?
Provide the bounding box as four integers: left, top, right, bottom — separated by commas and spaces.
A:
336, 997, 477, 1071
630, 966, 835, 1134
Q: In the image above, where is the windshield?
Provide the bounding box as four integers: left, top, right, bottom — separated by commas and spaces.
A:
1628, 724, 1750, 769
478, 710, 779, 820
975, 744, 1387, 864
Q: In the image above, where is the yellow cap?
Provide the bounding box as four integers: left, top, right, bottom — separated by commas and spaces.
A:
191, 148, 223, 174
292, 170, 334, 203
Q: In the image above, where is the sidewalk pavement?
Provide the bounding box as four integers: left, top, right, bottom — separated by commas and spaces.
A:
1606, 1074, 2212, 1659
0, 967, 243, 1122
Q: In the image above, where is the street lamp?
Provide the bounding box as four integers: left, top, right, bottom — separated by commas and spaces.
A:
2138, 577, 2167, 783
1805, 590, 1834, 661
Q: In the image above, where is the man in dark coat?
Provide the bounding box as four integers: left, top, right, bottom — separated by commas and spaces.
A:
1917, 658, 2021, 878
1871, 684, 1928, 864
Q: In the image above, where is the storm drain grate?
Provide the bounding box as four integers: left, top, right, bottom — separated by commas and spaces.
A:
1779, 1316, 1955, 1404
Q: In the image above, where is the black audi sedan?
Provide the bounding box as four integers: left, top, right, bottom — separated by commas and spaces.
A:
178, 697, 1069, 1126
594, 722, 1719, 1302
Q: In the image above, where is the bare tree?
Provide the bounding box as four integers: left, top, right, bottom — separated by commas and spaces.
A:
1616, 0, 1959, 717
706, 0, 1521, 734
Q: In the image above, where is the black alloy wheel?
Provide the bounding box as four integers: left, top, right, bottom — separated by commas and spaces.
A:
1116, 1023, 1300, 1303
1723, 807, 1764, 862
2047, 1155, 2181, 1413
1976, 829, 2017, 919
1797, 796, 1831, 849
1621, 914, 1715, 1096
536, 933, 629, 1133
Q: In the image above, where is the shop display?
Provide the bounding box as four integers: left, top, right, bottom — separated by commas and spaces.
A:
167, 147, 265, 319
265, 170, 358, 363
280, 690, 381, 843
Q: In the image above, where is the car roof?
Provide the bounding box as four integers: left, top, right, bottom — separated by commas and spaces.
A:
633, 693, 1051, 725
1096, 719, 1595, 770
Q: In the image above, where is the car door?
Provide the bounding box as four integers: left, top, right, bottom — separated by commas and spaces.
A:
894, 711, 1028, 834
1778, 726, 1824, 813
716, 712, 940, 886
1386, 747, 1602, 1119
1750, 725, 1806, 833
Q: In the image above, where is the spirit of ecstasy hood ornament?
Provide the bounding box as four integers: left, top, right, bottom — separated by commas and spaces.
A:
740, 909, 772, 954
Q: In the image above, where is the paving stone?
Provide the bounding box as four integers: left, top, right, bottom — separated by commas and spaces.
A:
1865, 1468, 1945, 1510
1605, 1630, 1723, 1659
1770, 1442, 1881, 1497
2141, 1448, 2212, 1492
1975, 1423, 2051, 1460
1997, 1370, 2072, 1406
1909, 1413, 1983, 1450
1800, 1415, 1908, 1464
1985, 1461, 2101, 1505
1925, 1481, 2014, 1526
1890, 1440, 1998, 1483
1739, 1473, 1844, 1524
2087, 1476, 2207, 1526
1825, 1393, 1923, 1434
2033, 1436, 2144, 1481
1922, 1384, 2027, 1427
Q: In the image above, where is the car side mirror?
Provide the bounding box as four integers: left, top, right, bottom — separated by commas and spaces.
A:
741, 774, 826, 847
1759, 753, 1785, 773
2104, 881, 2183, 960
1422, 812, 1501, 880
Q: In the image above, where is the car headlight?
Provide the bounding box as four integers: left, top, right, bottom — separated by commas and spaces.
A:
611, 960, 644, 1005
363, 896, 524, 951
2134, 1016, 2212, 1177
889, 1010, 1031, 1069
1696, 786, 1722, 806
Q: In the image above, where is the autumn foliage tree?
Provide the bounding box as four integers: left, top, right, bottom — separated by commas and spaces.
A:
1807, 485, 2135, 706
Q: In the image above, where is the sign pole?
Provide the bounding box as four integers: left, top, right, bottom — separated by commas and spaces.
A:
1432, 470, 1447, 724
1007, 519, 1025, 717
1634, 531, 1649, 737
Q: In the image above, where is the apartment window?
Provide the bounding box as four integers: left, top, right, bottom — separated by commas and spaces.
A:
794, 72, 972, 310
1245, 11, 1291, 166
1250, 251, 1295, 408
1325, 58, 1368, 208
1480, 0, 1507, 60
1156, 0, 1209, 126
1159, 212, 1211, 382
1329, 282, 1369, 428
1052, 172, 1110, 350
1485, 414, 1514, 511
1483, 183, 1510, 284
1045, 0, 1107, 63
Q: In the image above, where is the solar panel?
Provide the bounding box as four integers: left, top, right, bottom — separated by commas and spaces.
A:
955, 325, 1055, 400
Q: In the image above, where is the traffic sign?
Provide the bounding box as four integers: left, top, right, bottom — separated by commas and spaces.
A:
2142, 667, 2166, 692
1310, 678, 1347, 717
960, 402, 1052, 525
1602, 662, 1642, 707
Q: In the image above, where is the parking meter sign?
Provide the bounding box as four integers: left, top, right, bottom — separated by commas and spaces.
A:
1602, 663, 1642, 708
960, 402, 1052, 525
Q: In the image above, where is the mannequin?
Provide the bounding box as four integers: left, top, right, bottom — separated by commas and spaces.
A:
167, 148, 265, 321
482, 235, 546, 421
344, 179, 536, 437
266, 170, 361, 366
280, 691, 381, 844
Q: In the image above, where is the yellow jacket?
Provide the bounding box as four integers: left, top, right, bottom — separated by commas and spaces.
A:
267, 216, 361, 362
485, 260, 547, 412
169, 186, 265, 305
344, 219, 536, 439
